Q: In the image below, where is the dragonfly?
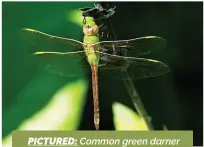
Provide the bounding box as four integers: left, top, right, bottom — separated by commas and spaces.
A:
20, 16, 170, 130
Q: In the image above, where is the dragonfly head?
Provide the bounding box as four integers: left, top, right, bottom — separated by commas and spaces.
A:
87, 25, 92, 31
83, 17, 99, 36
83, 24, 99, 36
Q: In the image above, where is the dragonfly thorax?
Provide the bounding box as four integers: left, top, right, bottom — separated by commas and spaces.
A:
83, 16, 100, 65
84, 43, 100, 65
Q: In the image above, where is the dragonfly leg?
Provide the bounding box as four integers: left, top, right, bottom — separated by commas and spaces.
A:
99, 23, 107, 30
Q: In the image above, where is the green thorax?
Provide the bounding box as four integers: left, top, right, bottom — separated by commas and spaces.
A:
83, 17, 100, 66
83, 34, 99, 44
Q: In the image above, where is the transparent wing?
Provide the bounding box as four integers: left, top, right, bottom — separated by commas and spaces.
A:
98, 52, 170, 80
20, 28, 84, 53
32, 51, 89, 78
95, 36, 167, 57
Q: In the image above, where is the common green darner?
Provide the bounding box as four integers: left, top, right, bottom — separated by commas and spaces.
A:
20, 16, 170, 130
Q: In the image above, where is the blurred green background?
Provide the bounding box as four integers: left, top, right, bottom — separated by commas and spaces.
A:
2, 2, 203, 146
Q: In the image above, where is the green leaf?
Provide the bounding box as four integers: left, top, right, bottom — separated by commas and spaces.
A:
112, 102, 149, 131
66, 10, 83, 27
2, 79, 88, 147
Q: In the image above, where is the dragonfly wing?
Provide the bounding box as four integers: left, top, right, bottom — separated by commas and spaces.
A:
33, 51, 89, 78
98, 53, 170, 80
20, 28, 84, 53
95, 36, 166, 57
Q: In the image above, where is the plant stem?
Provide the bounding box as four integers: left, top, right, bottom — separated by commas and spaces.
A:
122, 71, 153, 130
99, 2, 153, 130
